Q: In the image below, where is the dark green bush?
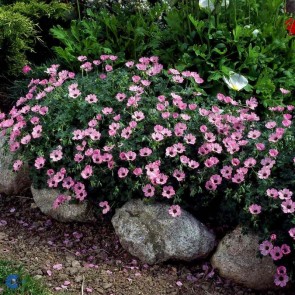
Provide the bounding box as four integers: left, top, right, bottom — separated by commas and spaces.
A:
0, 0, 72, 76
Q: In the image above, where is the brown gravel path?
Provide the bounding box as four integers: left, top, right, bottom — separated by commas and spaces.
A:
0, 194, 292, 295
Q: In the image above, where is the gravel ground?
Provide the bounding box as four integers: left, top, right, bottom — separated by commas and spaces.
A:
0, 193, 293, 295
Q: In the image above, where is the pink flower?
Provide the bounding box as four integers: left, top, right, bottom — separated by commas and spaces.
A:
280, 88, 290, 94
142, 184, 155, 197
259, 240, 273, 256
62, 177, 74, 189
165, 146, 177, 157
278, 189, 292, 200
162, 186, 175, 198
244, 158, 256, 168
210, 174, 222, 185
231, 158, 240, 166
22, 65, 32, 74
133, 168, 143, 176
255, 143, 265, 151
274, 273, 289, 287
13, 160, 23, 171
102, 107, 113, 115
169, 205, 182, 217
77, 56, 87, 62
220, 166, 232, 179
21, 134, 31, 145
257, 167, 271, 179
188, 160, 199, 169
34, 156, 46, 169
266, 188, 279, 199
105, 65, 113, 72
32, 125, 42, 138
281, 244, 291, 255
205, 180, 217, 191
125, 151, 136, 161
173, 169, 185, 181
281, 199, 295, 213
270, 246, 283, 261
249, 204, 261, 215
132, 111, 145, 121
81, 165, 93, 179
289, 228, 295, 239
118, 167, 129, 178
99, 201, 111, 214
80, 62, 93, 72
85, 94, 98, 104
231, 173, 245, 184
184, 134, 196, 144
180, 155, 189, 164
50, 149, 63, 162
138, 148, 152, 157
268, 149, 279, 158
155, 173, 168, 185
270, 234, 277, 241
277, 266, 287, 275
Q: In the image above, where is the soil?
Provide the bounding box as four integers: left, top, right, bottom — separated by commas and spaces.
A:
0, 193, 293, 295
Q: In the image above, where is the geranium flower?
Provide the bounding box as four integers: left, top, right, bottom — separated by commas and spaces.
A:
168, 205, 181, 217
22, 65, 31, 74
99, 201, 110, 214
162, 186, 175, 198
249, 204, 261, 215
270, 246, 283, 261
223, 72, 248, 91
142, 184, 155, 197
259, 240, 273, 256
274, 273, 289, 287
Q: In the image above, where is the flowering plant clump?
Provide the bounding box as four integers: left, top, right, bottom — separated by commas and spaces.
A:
0, 56, 294, 287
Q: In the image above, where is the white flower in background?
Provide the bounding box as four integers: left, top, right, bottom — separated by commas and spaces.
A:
252, 29, 260, 37
199, 0, 230, 11
221, 0, 230, 6
199, 0, 215, 11
223, 72, 248, 91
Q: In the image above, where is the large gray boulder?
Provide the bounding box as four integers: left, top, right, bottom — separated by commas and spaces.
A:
211, 227, 277, 290
111, 199, 216, 264
0, 136, 31, 195
31, 186, 95, 223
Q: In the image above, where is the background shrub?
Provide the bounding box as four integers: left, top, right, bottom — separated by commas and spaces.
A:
50, 0, 295, 106
0, 0, 72, 76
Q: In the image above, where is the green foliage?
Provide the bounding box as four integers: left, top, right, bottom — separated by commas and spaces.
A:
50, 3, 168, 70
0, 260, 51, 294
9, 0, 71, 20
51, 0, 294, 106
0, 0, 72, 76
0, 9, 36, 75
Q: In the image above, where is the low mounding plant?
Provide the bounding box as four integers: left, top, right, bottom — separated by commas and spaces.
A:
0, 56, 294, 287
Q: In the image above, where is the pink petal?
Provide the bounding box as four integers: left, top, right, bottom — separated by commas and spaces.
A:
47, 270, 52, 276
63, 281, 71, 286
53, 263, 63, 270
176, 281, 183, 287
86, 288, 93, 293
